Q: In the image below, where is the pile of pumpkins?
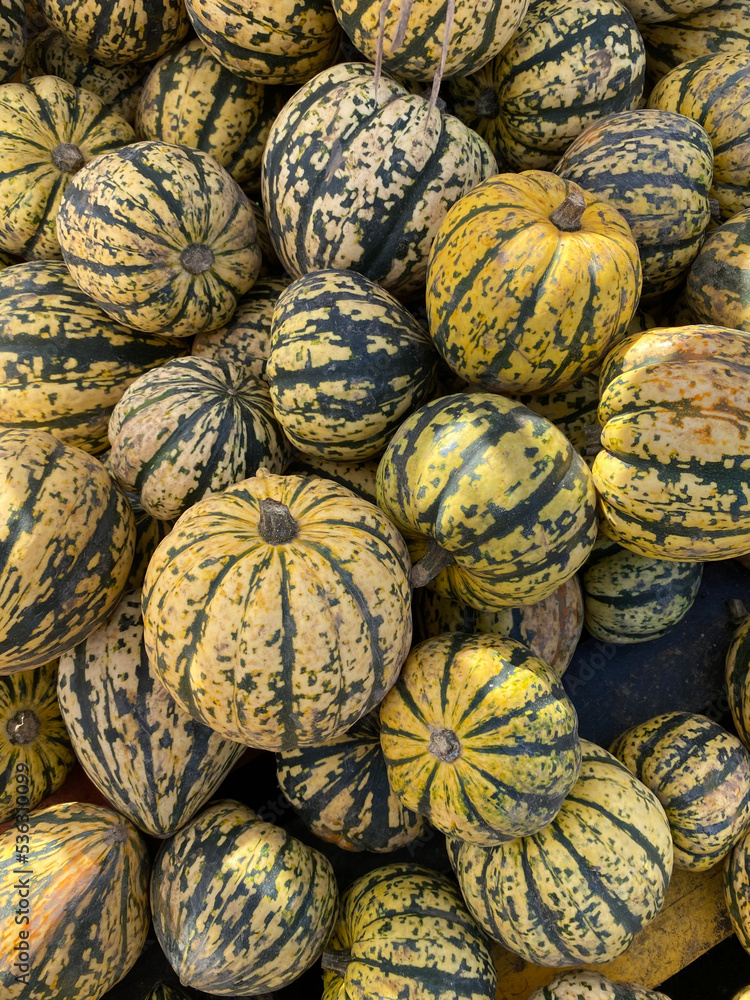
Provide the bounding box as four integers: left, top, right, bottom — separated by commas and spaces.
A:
2, 0, 750, 997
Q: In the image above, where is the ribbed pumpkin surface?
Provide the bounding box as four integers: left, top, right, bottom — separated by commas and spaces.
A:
451, 739, 673, 965
685, 207, 750, 330
22, 28, 152, 123
276, 709, 427, 852
447, 0, 645, 171
107, 356, 290, 519
267, 269, 438, 461
184, 0, 341, 85
191, 275, 291, 376
57, 140, 261, 337
261, 60, 497, 297
0, 801, 150, 1000
513, 371, 601, 457
726, 610, 750, 747
725, 825, 750, 953
380, 632, 581, 845
285, 456, 379, 504
0, 429, 135, 674
528, 971, 671, 999
376, 392, 598, 609
425, 171, 641, 395
620, 0, 720, 23
413, 575, 584, 676
0, 75, 135, 260
38, 0, 190, 63
57, 589, 247, 838
647, 52, 750, 220
0, 0, 25, 83
330, 0, 529, 81
581, 533, 703, 643
142, 471, 412, 749
611, 712, 750, 871
136, 38, 281, 190
0, 660, 75, 823
0, 260, 186, 453
593, 325, 750, 560
151, 799, 338, 994
322, 863, 497, 1000
554, 109, 714, 297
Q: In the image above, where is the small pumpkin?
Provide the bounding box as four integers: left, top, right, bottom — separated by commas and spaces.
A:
527, 971, 672, 999
684, 206, 750, 331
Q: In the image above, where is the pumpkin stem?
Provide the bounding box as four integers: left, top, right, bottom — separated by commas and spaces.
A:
258, 498, 299, 544
410, 538, 455, 588
373, 0, 390, 105
321, 948, 352, 977
110, 824, 128, 843
181, 244, 215, 275
51, 142, 86, 173
549, 191, 587, 232
474, 87, 500, 119
428, 726, 462, 762
6, 710, 40, 746
427, 0, 455, 117
728, 599, 749, 624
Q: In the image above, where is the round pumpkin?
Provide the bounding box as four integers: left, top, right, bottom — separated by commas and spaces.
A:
0, 429, 135, 674
107, 355, 291, 520
684, 206, 750, 331
527, 971, 672, 999
141, 470, 412, 750
425, 171, 642, 395
57, 140, 262, 337
379, 632, 582, 845
724, 825, 750, 954
151, 799, 338, 994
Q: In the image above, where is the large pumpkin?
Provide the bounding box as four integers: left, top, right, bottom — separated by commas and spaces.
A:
141, 470, 412, 750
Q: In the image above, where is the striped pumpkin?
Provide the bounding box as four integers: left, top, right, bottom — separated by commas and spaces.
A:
330, 0, 529, 81
0, 260, 186, 453
726, 826, 750, 954
261, 60, 497, 298
685, 207, 750, 330
528, 972, 671, 999
581, 533, 703, 643
554, 109, 714, 299
57, 588, 247, 838
191, 275, 291, 376
620, 0, 722, 22
451, 739, 673, 965
0, 75, 135, 260
379, 632, 581, 845
38, 0, 190, 63
413, 575, 583, 677
285, 456, 379, 504
640, 0, 750, 86
136, 38, 283, 191
592, 325, 750, 561
726, 608, 750, 747
57, 140, 262, 337
22, 27, 152, 123
0, 660, 75, 823
647, 52, 750, 220
276, 708, 428, 853
322, 863, 497, 1000
376, 392, 598, 609
267, 269, 439, 461
0, 801, 150, 1000
107, 356, 291, 520
0, 429, 135, 674
425, 171, 642, 395
447, 0, 645, 172
151, 799, 338, 993
183, 0, 341, 85
141, 470, 412, 750
611, 712, 750, 870
0, 0, 25, 83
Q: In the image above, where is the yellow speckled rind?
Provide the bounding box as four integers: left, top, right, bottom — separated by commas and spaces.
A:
451, 739, 673, 966
620, 0, 720, 24
726, 612, 750, 748
726, 825, 750, 954
151, 799, 338, 994
0, 0, 25, 84
285, 456, 379, 505
57, 140, 262, 337
57, 588, 247, 838
0, 660, 75, 823
593, 324, 750, 560
0, 429, 135, 674
527, 970, 672, 998
0, 801, 150, 1000
141, 471, 412, 750
425, 171, 642, 395
379, 632, 581, 845
0, 75, 135, 260
611, 712, 750, 871
685, 206, 750, 331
